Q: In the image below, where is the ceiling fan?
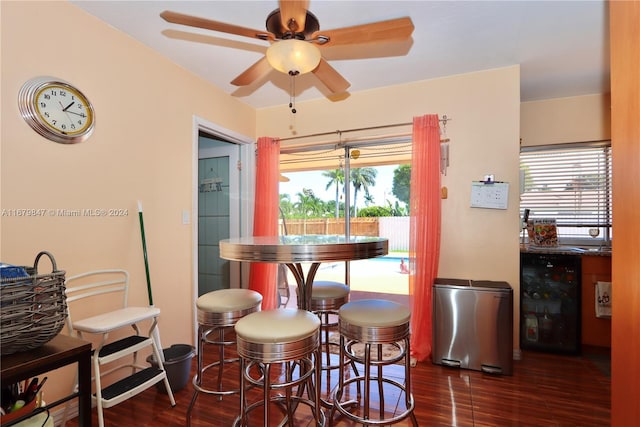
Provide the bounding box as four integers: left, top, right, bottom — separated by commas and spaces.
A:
160, 0, 414, 95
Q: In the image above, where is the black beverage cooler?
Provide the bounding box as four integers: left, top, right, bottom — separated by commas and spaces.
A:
520, 252, 581, 354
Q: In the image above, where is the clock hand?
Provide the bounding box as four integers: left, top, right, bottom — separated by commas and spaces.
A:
65, 110, 86, 117
58, 101, 75, 122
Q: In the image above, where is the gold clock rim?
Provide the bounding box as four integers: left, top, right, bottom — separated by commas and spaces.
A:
34, 83, 94, 136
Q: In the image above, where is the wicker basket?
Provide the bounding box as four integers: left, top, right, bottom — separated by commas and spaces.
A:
1, 251, 67, 355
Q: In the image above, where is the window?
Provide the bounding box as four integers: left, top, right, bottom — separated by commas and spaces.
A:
520, 141, 612, 245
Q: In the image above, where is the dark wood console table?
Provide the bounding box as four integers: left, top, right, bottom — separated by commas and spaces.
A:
1, 334, 92, 426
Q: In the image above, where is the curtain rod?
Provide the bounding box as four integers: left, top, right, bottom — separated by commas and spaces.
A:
279, 115, 451, 142
280, 132, 412, 154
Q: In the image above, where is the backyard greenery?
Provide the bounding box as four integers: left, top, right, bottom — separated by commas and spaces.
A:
280, 165, 410, 219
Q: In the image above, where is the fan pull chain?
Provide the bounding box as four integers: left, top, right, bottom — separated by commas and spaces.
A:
288, 70, 298, 114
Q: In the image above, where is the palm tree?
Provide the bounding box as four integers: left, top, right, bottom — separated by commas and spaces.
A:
364, 193, 375, 207
322, 169, 344, 218
293, 188, 323, 234
293, 188, 322, 219
350, 167, 377, 217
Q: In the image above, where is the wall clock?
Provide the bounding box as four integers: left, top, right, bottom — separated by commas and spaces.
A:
18, 77, 95, 144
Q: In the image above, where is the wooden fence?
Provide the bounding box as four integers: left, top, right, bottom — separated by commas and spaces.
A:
280, 216, 409, 251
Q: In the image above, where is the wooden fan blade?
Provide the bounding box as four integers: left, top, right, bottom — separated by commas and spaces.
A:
312, 59, 351, 94
230, 56, 273, 86
160, 10, 274, 41
279, 0, 309, 33
313, 17, 414, 47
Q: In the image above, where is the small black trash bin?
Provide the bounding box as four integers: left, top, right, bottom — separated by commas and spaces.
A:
146, 344, 195, 393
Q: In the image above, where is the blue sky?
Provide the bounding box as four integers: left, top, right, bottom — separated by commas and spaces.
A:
279, 165, 400, 208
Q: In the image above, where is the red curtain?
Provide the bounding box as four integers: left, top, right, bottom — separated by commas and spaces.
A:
409, 114, 441, 362
248, 137, 280, 310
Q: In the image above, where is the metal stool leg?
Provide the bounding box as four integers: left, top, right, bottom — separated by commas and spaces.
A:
187, 325, 205, 426
215, 327, 226, 395
186, 324, 244, 424
405, 337, 419, 427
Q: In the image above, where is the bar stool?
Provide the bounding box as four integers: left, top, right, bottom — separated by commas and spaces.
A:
331, 299, 418, 426
309, 281, 350, 371
187, 288, 262, 426
309, 280, 360, 407
233, 308, 326, 427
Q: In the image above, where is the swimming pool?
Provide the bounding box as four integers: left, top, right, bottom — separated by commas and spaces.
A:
313, 255, 410, 294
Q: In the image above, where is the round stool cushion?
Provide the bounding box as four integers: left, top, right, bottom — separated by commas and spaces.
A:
311, 281, 350, 299
235, 308, 320, 343
339, 299, 410, 327
197, 288, 263, 313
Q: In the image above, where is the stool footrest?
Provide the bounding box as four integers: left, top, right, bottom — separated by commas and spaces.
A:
333, 376, 415, 426
96, 335, 151, 361
344, 340, 406, 365
233, 394, 327, 426
100, 367, 165, 406
192, 358, 242, 396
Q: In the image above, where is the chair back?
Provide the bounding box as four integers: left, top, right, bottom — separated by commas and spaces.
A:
64, 269, 130, 335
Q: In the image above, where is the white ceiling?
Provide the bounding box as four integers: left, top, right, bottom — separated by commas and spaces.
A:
71, 0, 610, 109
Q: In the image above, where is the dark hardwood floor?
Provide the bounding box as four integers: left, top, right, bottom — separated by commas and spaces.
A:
64, 291, 610, 426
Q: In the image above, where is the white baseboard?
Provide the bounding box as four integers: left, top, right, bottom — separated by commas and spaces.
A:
51, 401, 78, 427
513, 348, 522, 360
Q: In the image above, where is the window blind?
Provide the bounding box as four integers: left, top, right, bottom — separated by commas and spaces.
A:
520, 141, 612, 242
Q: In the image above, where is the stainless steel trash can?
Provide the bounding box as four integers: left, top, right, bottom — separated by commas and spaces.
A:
432, 278, 513, 375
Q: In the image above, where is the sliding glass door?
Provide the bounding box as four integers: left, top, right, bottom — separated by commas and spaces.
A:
279, 139, 412, 296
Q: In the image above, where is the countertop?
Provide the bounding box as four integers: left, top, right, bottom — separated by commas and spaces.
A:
520, 244, 612, 257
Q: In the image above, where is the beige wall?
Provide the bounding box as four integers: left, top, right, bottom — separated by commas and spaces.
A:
521, 93, 611, 146
1, 1, 255, 404
258, 66, 522, 345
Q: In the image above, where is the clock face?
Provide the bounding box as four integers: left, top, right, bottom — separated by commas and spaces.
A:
34, 83, 93, 137
18, 77, 95, 144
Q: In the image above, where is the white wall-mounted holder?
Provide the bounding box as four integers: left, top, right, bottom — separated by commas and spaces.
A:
470, 180, 509, 210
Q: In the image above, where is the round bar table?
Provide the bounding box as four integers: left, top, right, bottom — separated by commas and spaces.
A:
219, 235, 388, 310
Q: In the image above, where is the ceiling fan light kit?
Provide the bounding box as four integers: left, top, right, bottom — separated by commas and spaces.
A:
266, 39, 321, 75
160, 1, 413, 98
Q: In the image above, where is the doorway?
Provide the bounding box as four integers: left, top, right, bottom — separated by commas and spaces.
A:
198, 139, 236, 296
193, 118, 253, 300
